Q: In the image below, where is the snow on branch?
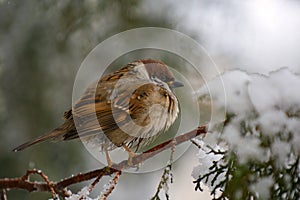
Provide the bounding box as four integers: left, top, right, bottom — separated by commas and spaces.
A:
193, 68, 300, 200
0, 126, 207, 199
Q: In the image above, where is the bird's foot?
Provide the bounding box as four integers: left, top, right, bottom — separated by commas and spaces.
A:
122, 144, 136, 166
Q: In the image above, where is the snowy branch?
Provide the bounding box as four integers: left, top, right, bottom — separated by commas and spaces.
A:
193, 69, 300, 200
0, 125, 207, 199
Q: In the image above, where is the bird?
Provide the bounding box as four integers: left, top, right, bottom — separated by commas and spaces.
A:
13, 59, 183, 166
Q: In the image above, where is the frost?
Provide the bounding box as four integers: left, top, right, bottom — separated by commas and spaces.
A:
65, 186, 99, 200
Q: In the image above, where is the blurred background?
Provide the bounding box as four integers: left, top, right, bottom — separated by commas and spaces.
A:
1, 0, 300, 199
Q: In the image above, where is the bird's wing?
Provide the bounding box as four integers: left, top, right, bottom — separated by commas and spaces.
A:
65, 80, 134, 140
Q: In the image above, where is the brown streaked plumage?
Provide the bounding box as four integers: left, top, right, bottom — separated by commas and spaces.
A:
13, 59, 183, 165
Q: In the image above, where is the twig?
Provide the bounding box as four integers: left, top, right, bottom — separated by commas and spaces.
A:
78, 168, 107, 200
0, 125, 207, 198
150, 140, 176, 200
22, 169, 56, 199
100, 171, 122, 200
190, 139, 203, 149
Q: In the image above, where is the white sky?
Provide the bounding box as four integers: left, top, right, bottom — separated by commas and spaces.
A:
180, 0, 300, 74
143, 0, 300, 74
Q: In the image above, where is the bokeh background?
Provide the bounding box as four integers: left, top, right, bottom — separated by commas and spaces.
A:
1, 0, 300, 199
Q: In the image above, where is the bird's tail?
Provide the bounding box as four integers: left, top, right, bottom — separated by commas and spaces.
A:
12, 127, 67, 152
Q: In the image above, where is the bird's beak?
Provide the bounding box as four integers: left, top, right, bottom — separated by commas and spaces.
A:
168, 80, 184, 88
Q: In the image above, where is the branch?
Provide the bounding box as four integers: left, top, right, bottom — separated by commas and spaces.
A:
0, 125, 207, 198
100, 170, 122, 200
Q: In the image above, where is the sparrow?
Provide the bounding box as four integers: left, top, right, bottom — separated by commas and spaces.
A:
13, 59, 183, 166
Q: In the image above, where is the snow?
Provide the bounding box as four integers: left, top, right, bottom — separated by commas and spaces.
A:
197, 68, 300, 159
250, 176, 274, 199
292, 128, 300, 153
191, 139, 226, 190
222, 123, 268, 163
271, 139, 292, 166
248, 69, 300, 159
258, 110, 287, 136
197, 70, 253, 115
65, 187, 94, 200
194, 68, 300, 195
248, 69, 300, 114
